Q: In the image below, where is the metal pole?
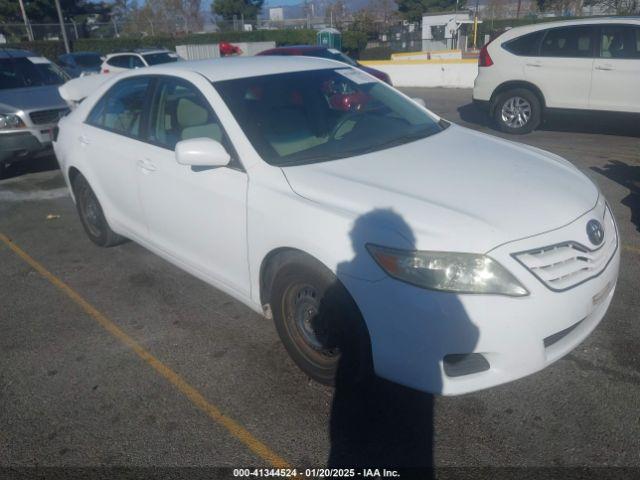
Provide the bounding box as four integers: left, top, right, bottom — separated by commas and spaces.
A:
18, 0, 34, 41
112, 17, 119, 37
71, 19, 79, 40
54, 0, 71, 53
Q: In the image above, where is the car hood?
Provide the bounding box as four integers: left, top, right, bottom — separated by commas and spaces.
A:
0, 85, 67, 113
281, 125, 598, 253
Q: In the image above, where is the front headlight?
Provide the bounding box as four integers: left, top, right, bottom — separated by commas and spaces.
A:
0, 113, 26, 130
367, 244, 528, 296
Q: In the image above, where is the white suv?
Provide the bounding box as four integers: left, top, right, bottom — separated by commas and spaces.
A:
100, 49, 178, 74
473, 18, 640, 134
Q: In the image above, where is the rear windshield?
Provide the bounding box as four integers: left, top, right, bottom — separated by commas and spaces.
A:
307, 49, 358, 66
143, 52, 177, 65
214, 68, 444, 166
0, 57, 68, 90
74, 54, 102, 68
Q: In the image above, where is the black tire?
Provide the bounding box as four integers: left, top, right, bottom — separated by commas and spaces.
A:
270, 253, 372, 386
72, 174, 126, 248
493, 88, 541, 134
0, 161, 7, 180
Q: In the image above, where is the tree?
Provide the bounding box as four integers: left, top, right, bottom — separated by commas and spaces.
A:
212, 0, 264, 21
396, 0, 461, 22
351, 9, 378, 39
325, 0, 347, 28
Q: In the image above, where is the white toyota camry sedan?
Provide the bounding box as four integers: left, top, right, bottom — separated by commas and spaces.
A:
53, 56, 619, 395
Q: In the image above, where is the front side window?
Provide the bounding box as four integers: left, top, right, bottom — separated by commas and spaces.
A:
540, 26, 594, 58
214, 68, 444, 166
148, 77, 224, 150
86, 77, 151, 138
600, 25, 640, 59
0, 57, 68, 90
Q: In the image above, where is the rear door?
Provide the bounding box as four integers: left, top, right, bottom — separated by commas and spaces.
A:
590, 24, 640, 112
81, 76, 152, 238
524, 25, 596, 109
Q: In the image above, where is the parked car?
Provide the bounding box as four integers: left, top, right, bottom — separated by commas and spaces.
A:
473, 17, 640, 134
257, 45, 393, 85
101, 49, 178, 74
0, 48, 69, 178
58, 51, 103, 78
54, 57, 619, 395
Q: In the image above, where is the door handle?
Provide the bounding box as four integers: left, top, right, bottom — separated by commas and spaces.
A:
526, 62, 542, 67
137, 159, 157, 172
78, 135, 90, 146
595, 65, 613, 71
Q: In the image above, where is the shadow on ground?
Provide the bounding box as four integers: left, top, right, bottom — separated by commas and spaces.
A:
0, 154, 59, 181
457, 103, 640, 138
592, 160, 640, 233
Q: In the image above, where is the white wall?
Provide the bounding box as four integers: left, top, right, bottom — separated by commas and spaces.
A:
360, 61, 478, 88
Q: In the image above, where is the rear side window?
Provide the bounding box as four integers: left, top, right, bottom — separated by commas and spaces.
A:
600, 25, 640, 59
86, 77, 151, 138
503, 31, 544, 56
107, 55, 143, 69
540, 26, 595, 58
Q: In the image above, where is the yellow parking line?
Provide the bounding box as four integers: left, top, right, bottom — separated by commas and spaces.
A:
623, 244, 640, 255
0, 232, 291, 469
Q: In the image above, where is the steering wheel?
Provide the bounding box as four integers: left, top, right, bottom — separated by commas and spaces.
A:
330, 112, 362, 141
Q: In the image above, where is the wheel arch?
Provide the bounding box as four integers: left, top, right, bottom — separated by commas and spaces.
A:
490, 81, 546, 115
259, 247, 322, 310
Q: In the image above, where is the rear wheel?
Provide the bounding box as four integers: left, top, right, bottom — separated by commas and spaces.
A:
270, 254, 372, 386
72, 174, 126, 247
493, 88, 541, 134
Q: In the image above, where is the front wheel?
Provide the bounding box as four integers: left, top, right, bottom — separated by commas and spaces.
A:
493, 88, 541, 134
270, 254, 372, 386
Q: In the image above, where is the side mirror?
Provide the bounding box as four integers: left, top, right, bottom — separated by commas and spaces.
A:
175, 138, 230, 168
412, 97, 426, 108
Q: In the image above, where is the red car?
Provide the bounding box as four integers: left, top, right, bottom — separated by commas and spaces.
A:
256, 45, 392, 85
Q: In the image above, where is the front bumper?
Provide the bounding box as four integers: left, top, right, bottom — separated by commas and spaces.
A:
0, 128, 54, 164
343, 199, 620, 395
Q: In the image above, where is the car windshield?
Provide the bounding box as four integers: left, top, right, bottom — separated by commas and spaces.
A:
143, 52, 177, 65
74, 54, 102, 68
214, 68, 444, 166
0, 57, 69, 90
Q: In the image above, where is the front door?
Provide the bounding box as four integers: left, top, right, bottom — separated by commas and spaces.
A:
137, 75, 250, 296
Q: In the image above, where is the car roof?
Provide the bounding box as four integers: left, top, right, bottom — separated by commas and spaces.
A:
0, 48, 36, 59
134, 55, 345, 82
499, 16, 640, 40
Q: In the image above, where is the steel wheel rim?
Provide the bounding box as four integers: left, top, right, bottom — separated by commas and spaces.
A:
500, 96, 532, 128
286, 283, 338, 358
80, 187, 102, 237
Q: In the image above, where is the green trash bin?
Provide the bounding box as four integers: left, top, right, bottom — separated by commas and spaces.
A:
317, 28, 342, 50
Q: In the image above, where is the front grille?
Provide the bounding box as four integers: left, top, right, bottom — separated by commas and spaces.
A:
29, 108, 69, 125
513, 207, 617, 291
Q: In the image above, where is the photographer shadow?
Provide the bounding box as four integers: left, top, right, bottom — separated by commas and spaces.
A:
322, 209, 480, 476
592, 160, 640, 233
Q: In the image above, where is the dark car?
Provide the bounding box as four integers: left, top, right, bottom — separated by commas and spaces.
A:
256, 46, 392, 85
58, 51, 103, 78
0, 49, 69, 177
